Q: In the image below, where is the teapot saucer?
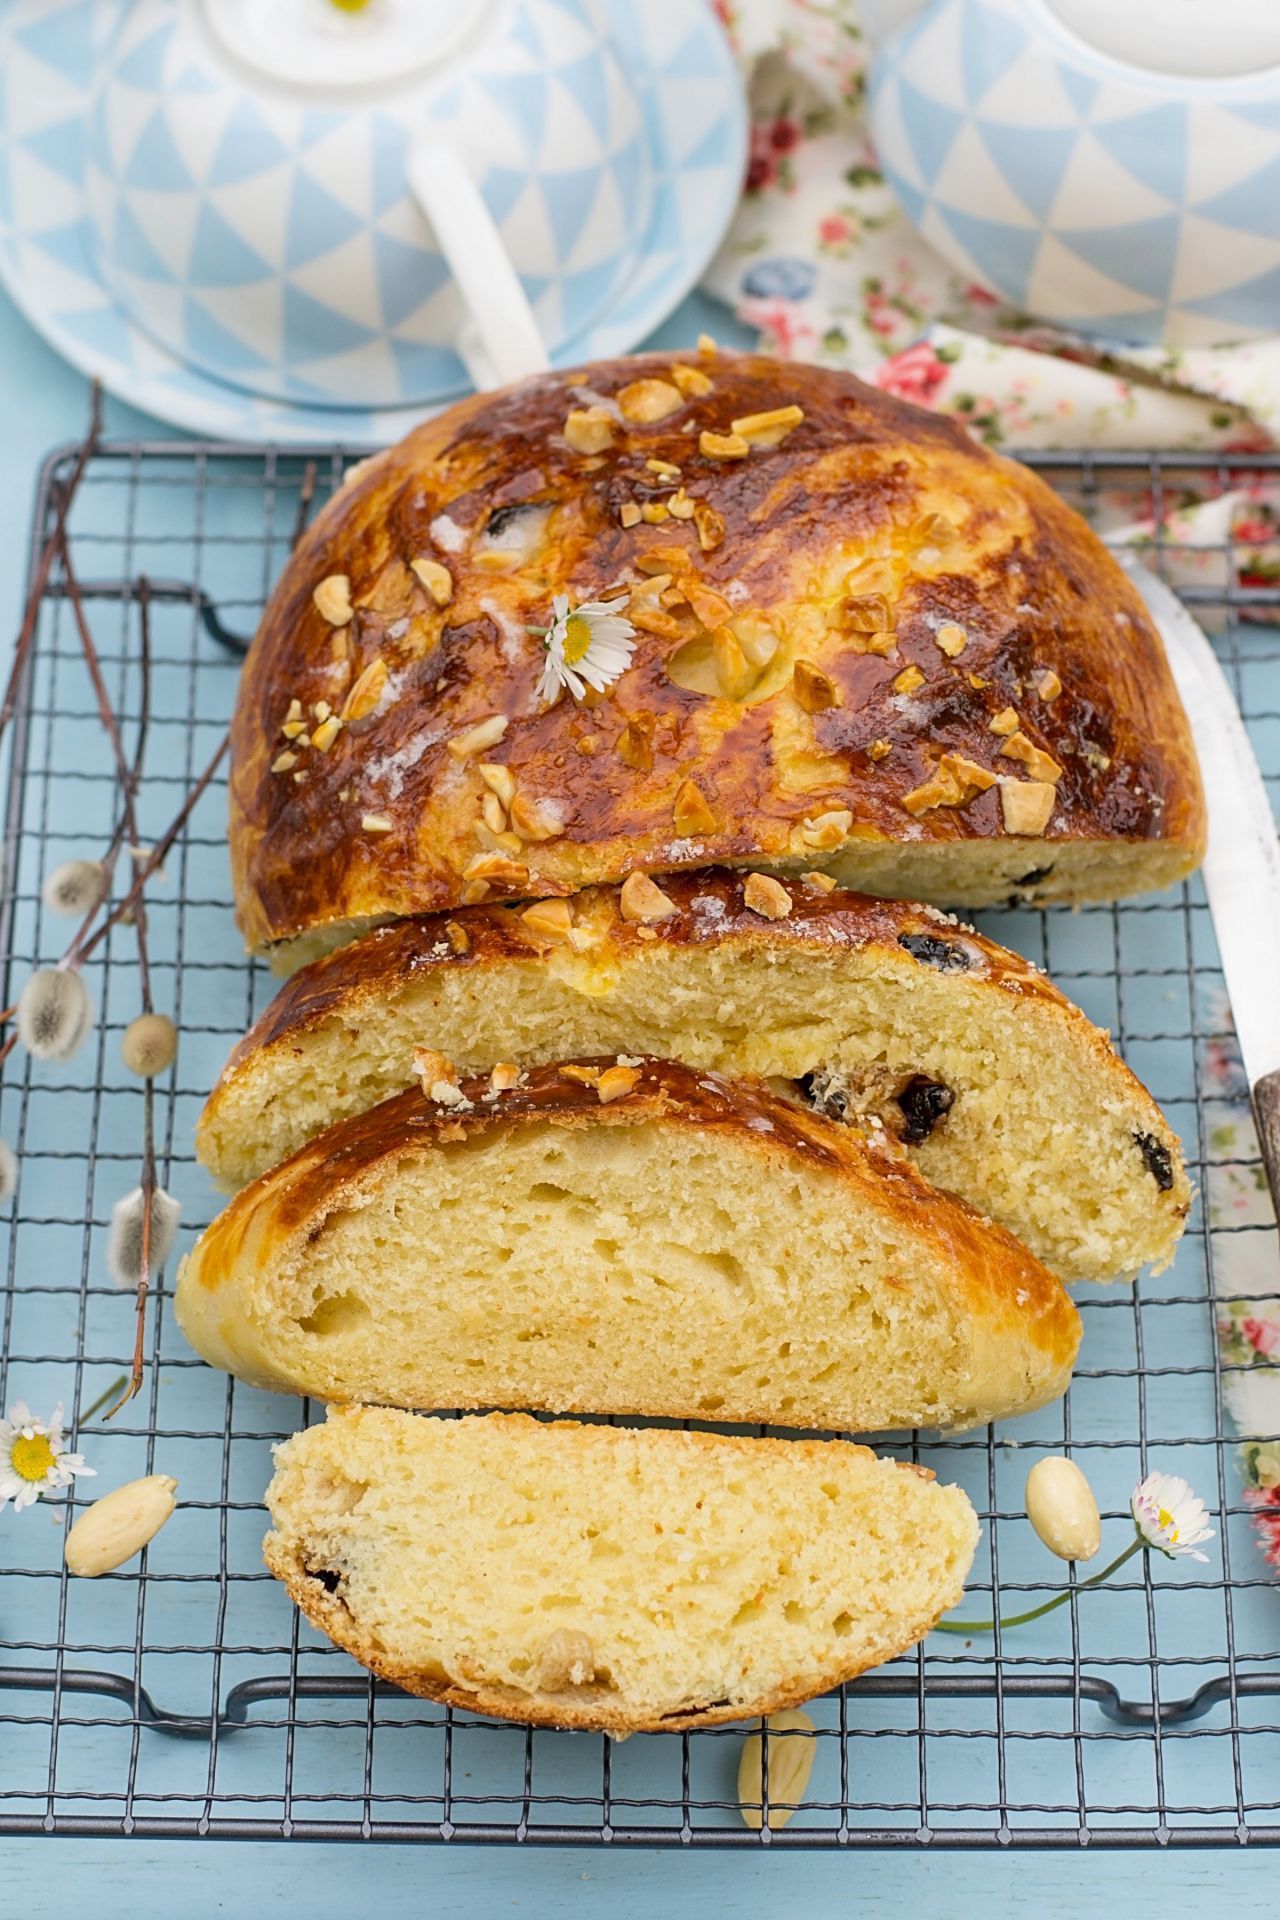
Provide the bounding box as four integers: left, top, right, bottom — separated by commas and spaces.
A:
0, 0, 746, 444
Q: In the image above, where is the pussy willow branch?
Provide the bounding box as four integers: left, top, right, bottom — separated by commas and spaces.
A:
103, 1073, 156, 1421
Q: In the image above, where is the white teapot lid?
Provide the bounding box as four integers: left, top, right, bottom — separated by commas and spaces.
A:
1041, 0, 1280, 80
203, 0, 493, 94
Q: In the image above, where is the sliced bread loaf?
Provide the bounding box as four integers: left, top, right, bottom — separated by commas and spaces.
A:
197, 870, 1188, 1281
178, 1057, 1080, 1432
264, 1408, 980, 1732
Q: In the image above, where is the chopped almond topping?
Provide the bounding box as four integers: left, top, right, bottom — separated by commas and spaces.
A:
712, 628, 753, 699
672, 777, 718, 835
445, 920, 470, 954
864, 630, 898, 658
520, 898, 573, 943
312, 700, 331, 722
462, 852, 529, 887
792, 660, 840, 713
893, 664, 925, 694
560, 1063, 601, 1087
460, 879, 490, 904
730, 404, 804, 446
640, 501, 670, 524
800, 808, 852, 850
448, 714, 509, 758
341, 657, 388, 723
410, 556, 453, 606
619, 872, 678, 922
509, 792, 564, 842
989, 706, 1020, 735
734, 616, 779, 668
744, 872, 792, 919
868, 738, 891, 761
280, 719, 305, 740
693, 501, 726, 551
803, 870, 838, 892
697, 332, 718, 355
646, 457, 681, 479
563, 406, 615, 453
313, 574, 353, 626
967, 672, 988, 690
478, 762, 516, 810
285, 697, 302, 723
1000, 777, 1056, 835
618, 378, 683, 424
999, 731, 1064, 783
271, 750, 298, 774
489, 1062, 522, 1093
667, 488, 696, 520
630, 602, 685, 640
670, 362, 713, 398
939, 752, 996, 793
597, 1064, 642, 1103
481, 790, 507, 834
846, 592, 893, 632
361, 812, 393, 833
912, 511, 955, 546
934, 622, 967, 658
699, 430, 749, 461
636, 547, 689, 576
684, 580, 733, 629
311, 714, 343, 753
475, 821, 523, 856
618, 501, 642, 528
1034, 668, 1062, 700
901, 766, 965, 816
617, 717, 654, 772
414, 1047, 459, 1100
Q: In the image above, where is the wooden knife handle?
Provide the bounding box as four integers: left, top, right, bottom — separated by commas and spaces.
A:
1253, 1069, 1280, 1226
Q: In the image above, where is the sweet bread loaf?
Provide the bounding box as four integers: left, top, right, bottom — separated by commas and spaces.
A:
264, 1407, 979, 1732
196, 870, 1188, 1281
229, 350, 1204, 958
177, 1057, 1080, 1432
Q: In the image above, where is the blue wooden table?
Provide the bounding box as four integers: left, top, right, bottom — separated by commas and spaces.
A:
0, 284, 1273, 1916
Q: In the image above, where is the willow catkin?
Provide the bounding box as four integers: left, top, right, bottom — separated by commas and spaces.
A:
42, 859, 106, 918
17, 967, 94, 1062
121, 1013, 177, 1078
0, 1137, 16, 1204
107, 1186, 181, 1287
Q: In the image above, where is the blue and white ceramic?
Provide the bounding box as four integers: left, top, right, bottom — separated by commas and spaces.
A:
867, 0, 1280, 347
0, 0, 746, 442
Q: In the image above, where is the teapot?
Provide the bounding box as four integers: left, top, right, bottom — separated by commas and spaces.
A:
864, 0, 1280, 345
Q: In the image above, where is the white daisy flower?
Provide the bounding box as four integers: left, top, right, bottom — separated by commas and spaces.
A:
536, 593, 636, 705
0, 1400, 95, 1512
1131, 1471, 1215, 1562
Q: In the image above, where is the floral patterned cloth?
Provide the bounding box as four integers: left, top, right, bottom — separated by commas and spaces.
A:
704, 0, 1280, 1566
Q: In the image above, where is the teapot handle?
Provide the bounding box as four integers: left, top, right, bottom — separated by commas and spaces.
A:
406, 141, 550, 391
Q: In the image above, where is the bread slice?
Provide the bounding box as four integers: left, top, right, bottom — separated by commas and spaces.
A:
197, 870, 1189, 1281
178, 1057, 1080, 1432
264, 1408, 980, 1732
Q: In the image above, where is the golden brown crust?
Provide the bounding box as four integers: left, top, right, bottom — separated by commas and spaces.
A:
263, 1411, 972, 1733
230, 351, 1205, 949
179, 1056, 1081, 1422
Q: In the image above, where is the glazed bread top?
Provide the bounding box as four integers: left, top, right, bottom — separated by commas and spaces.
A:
230, 349, 1204, 950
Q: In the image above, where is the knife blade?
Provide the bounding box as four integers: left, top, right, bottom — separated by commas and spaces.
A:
1120, 554, 1280, 1216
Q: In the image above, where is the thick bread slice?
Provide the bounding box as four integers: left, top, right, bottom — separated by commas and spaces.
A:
178, 1058, 1080, 1432
264, 1408, 980, 1732
197, 870, 1189, 1282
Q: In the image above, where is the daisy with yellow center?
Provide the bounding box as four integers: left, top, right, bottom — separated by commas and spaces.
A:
534, 593, 637, 705
0, 1400, 94, 1512
1131, 1470, 1215, 1562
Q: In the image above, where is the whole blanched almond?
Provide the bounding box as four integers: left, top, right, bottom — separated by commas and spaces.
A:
1025, 1457, 1100, 1562
738, 1708, 816, 1831
64, 1474, 178, 1577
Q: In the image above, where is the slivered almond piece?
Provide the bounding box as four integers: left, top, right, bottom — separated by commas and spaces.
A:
699, 430, 749, 461
1000, 778, 1056, 835
462, 852, 529, 887
597, 1064, 641, 1103
410, 557, 453, 606
313, 574, 353, 626
893, 664, 925, 694
647, 457, 681, 479
271, 750, 298, 774
509, 791, 564, 842
520, 898, 573, 943
361, 812, 393, 833
999, 731, 1064, 783
939, 751, 996, 793
744, 872, 792, 919
800, 809, 852, 849
445, 920, 470, 954
619, 872, 677, 922
670, 362, 713, 398
672, 777, 717, 835
803, 870, 838, 892
460, 879, 490, 904
667, 488, 696, 520
478, 763, 516, 810
901, 766, 965, 816
989, 706, 1020, 735
448, 714, 508, 759
481, 790, 507, 834
618, 378, 682, 424
616, 717, 654, 772
730, 405, 804, 446
563, 406, 615, 454
694, 501, 725, 551
934, 622, 967, 658
489, 1062, 522, 1093
792, 660, 840, 713
619, 501, 642, 529
414, 1047, 459, 1098
475, 822, 523, 856
560, 1063, 601, 1087
1034, 668, 1062, 700
311, 714, 342, 753
641, 501, 670, 524
697, 332, 718, 355
312, 700, 331, 723
631, 602, 685, 640
341, 657, 388, 723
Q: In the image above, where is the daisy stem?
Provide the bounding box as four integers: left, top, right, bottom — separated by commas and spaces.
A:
933, 1538, 1144, 1634
78, 1375, 128, 1426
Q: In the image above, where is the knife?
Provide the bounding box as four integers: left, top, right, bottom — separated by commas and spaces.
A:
1120, 554, 1280, 1219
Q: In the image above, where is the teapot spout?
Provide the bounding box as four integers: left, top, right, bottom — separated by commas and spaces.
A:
859, 0, 934, 48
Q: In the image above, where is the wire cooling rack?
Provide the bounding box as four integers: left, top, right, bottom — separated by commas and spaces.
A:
0, 438, 1278, 1848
